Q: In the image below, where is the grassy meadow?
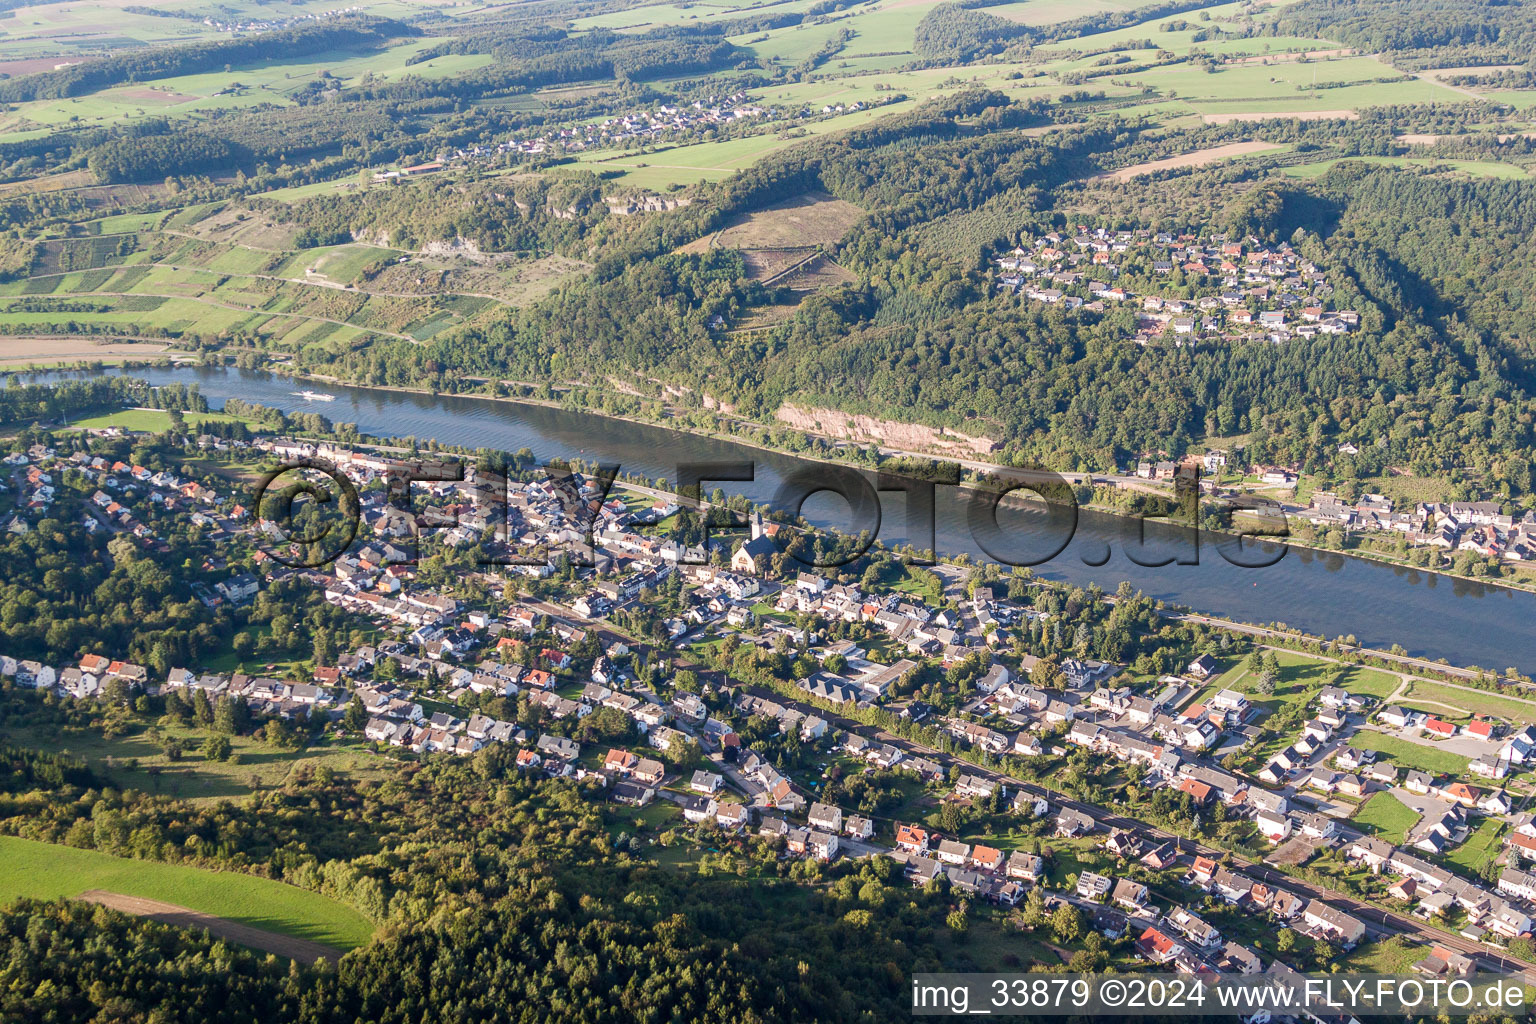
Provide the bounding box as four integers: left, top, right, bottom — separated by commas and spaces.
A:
0, 836, 375, 949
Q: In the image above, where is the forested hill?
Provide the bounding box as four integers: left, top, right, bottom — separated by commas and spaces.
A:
289, 90, 1536, 498
0, 739, 966, 1023
1273, 0, 1536, 67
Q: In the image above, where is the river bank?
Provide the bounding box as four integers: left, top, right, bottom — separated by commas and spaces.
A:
270, 364, 1536, 601
25, 361, 1536, 669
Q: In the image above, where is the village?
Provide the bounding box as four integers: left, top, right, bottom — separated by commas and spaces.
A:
369, 90, 905, 185
9, 429, 1536, 982
993, 226, 1359, 346
1124, 448, 1536, 566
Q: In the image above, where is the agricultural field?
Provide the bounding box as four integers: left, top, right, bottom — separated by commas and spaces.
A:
0, 337, 171, 367
1284, 156, 1531, 179
0, 202, 584, 351
1, 31, 489, 133
1116, 55, 1473, 117
0, 836, 375, 950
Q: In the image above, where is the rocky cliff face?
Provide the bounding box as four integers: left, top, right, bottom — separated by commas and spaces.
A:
774, 403, 1001, 457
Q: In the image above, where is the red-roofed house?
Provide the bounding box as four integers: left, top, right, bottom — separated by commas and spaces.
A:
969, 845, 1004, 873
1467, 720, 1496, 740
896, 824, 931, 854
1440, 782, 1480, 808
1509, 832, 1536, 861
1136, 926, 1184, 964
1178, 778, 1214, 805
604, 749, 638, 774
1424, 717, 1457, 738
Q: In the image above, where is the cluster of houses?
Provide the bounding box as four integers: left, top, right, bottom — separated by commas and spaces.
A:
1122, 452, 1531, 567
2, 442, 245, 547
20, 432, 1536, 975
1300, 494, 1536, 562
0, 652, 148, 700
496, 94, 774, 157
198, 5, 361, 35
891, 819, 1035, 904
1348, 834, 1536, 944
992, 227, 1358, 345
1377, 703, 1533, 782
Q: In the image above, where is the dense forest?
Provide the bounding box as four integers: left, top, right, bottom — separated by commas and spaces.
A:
0, 704, 963, 1024
1273, 0, 1536, 67
913, 4, 1032, 60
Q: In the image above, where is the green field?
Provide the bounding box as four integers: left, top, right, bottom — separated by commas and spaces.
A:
1350, 732, 1471, 777
1284, 156, 1530, 179
1351, 791, 1419, 844
1205, 648, 1345, 708
0, 722, 399, 804
68, 408, 256, 432
0, 836, 374, 949
1341, 936, 1430, 974
1404, 680, 1536, 725
1447, 818, 1506, 875
1341, 666, 1402, 698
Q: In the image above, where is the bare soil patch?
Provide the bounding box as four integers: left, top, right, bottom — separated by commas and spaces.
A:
1416, 64, 1519, 81
77, 890, 343, 963
741, 247, 817, 281
0, 169, 95, 197
775, 252, 857, 291
0, 338, 169, 365
0, 56, 100, 77
1202, 110, 1359, 124
708, 190, 864, 250
1097, 141, 1282, 181
120, 87, 196, 104
1265, 836, 1324, 867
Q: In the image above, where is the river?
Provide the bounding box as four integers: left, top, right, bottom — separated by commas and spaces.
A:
39, 364, 1536, 671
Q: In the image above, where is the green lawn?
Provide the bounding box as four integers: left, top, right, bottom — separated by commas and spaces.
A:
1351, 791, 1419, 844
1341, 936, 1428, 973
1339, 666, 1401, 698
1350, 732, 1471, 777
1407, 680, 1536, 725
68, 408, 256, 432
0, 836, 374, 949
0, 722, 398, 805
1209, 648, 1347, 711
1447, 818, 1506, 875
1398, 699, 1470, 725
